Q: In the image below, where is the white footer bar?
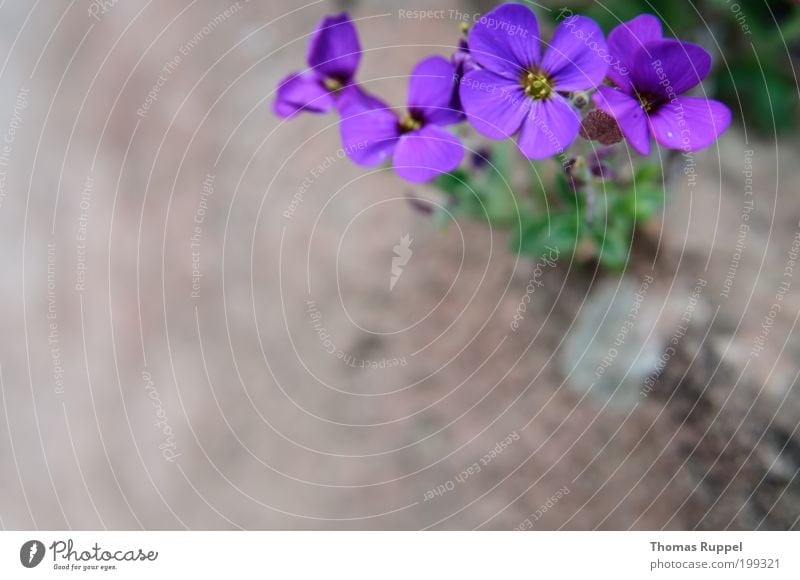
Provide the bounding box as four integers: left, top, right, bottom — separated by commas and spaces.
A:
1, 531, 797, 578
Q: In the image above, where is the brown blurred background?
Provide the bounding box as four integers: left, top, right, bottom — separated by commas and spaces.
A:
0, 0, 799, 530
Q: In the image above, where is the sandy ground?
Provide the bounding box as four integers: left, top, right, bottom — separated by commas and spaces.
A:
0, 0, 798, 530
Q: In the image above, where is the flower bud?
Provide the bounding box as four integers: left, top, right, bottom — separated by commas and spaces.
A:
571, 91, 590, 109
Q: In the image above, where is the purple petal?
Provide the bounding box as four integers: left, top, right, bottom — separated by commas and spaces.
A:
452, 39, 479, 76
649, 96, 731, 151
459, 69, 530, 139
273, 72, 333, 118
632, 39, 711, 98
307, 13, 361, 81
451, 42, 480, 117
517, 94, 581, 159
542, 16, 609, 91
407, 56, 463, 125
468, 4, 541, 79
607, 14, 663, 91
336, 84, 387, 115
593, 86, 651, 155
393, 125, 464, 182
339, 106, 400, 166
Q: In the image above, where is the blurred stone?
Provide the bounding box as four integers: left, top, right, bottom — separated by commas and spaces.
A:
560, 277, 711, 410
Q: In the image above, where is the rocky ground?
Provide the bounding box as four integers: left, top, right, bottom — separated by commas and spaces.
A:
0, 0, 797, 530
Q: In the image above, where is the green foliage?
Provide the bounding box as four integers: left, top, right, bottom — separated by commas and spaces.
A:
433, 142, 529, 227
511, 211, 581, 257
435, 147, 666, 271
593, 224, 631, 271
434, 169, 487, 222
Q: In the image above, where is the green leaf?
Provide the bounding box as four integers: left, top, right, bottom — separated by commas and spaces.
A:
553, 171, 579, 207
434, 169, 470, 196
593, 222, 631, 271
487, 141, 513, 187
434, 170, 489, 221
634, 162, 662, 184
616, 184, 664, 222
511, 211, 579, 258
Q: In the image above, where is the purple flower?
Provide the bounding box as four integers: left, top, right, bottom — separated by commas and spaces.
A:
339, 56, 464, 183
453, 39, 478, 75
450, 39, 479, 115
459, 4, 609, 159
274, 13, 374, 118
593, 15, 731, 155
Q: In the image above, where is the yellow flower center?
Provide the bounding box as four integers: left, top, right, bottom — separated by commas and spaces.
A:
399, 113, 423, 133
636, 92, 655, 112
522, 70, 553, 99
323, 77, 344, 93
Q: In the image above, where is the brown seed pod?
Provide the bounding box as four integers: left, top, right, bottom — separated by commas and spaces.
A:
579, 109, 623, 146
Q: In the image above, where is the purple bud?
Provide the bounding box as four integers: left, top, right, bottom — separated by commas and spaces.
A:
470, 147, 492, 170
407, 195, 434, 215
